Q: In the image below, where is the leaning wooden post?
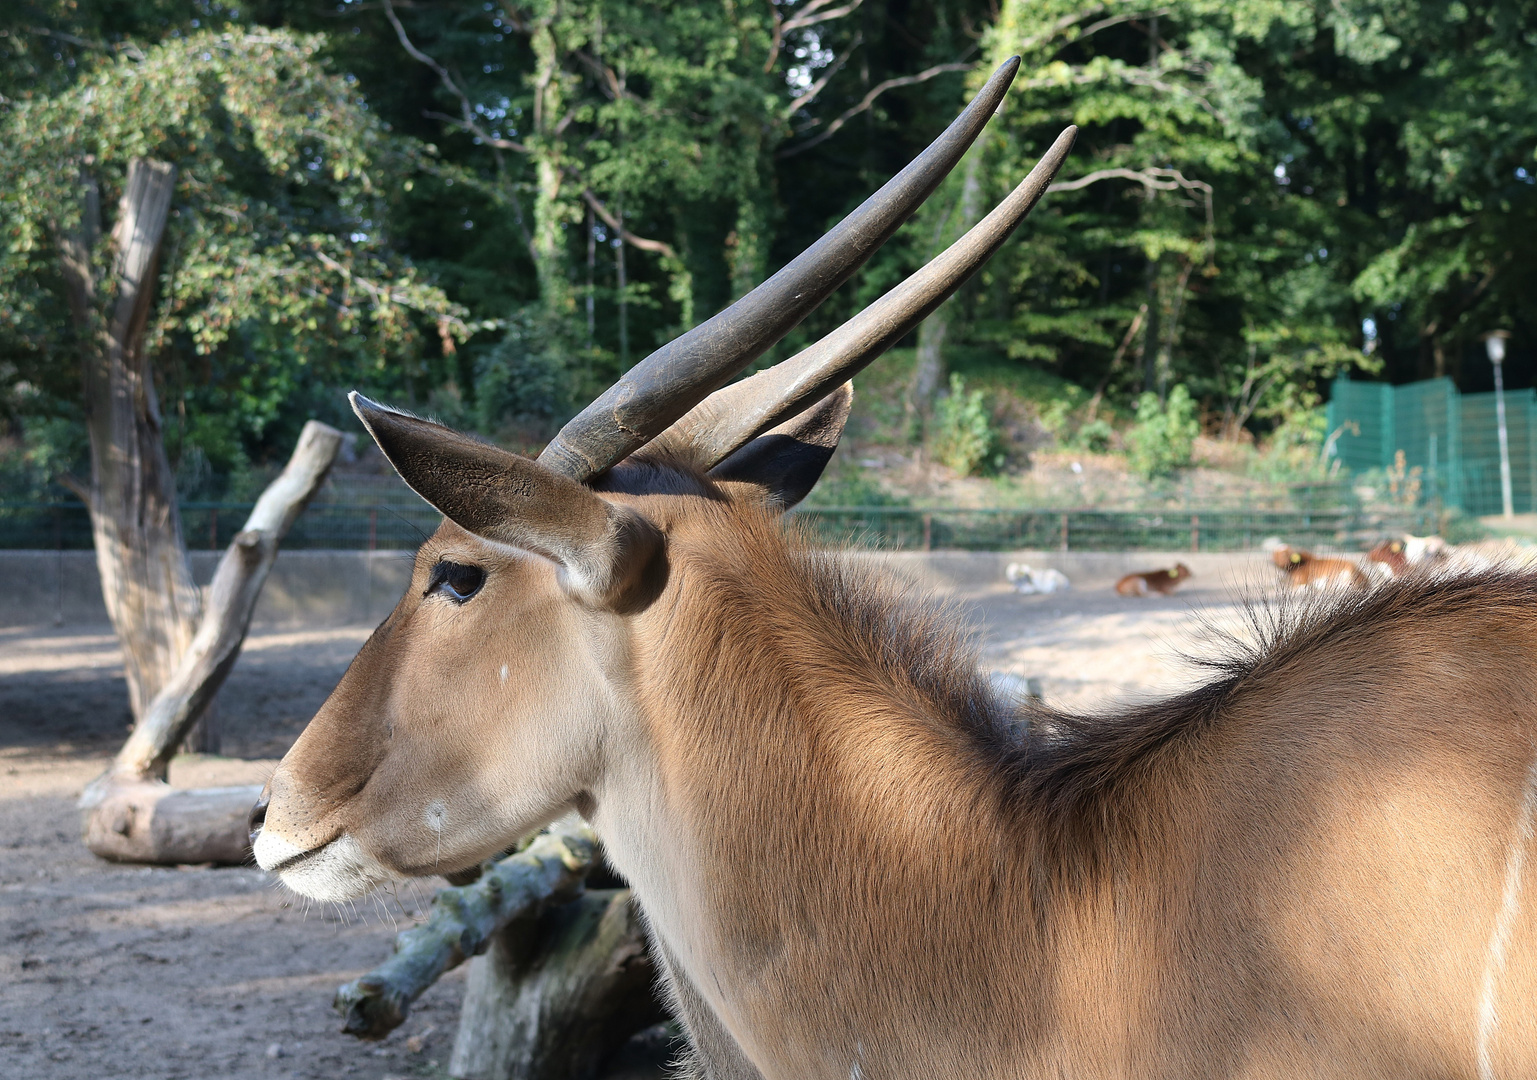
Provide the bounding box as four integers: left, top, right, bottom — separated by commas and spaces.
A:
79, 420, 343, 864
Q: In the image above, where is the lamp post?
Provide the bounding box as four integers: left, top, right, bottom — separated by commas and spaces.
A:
1485, 330, 1515, 519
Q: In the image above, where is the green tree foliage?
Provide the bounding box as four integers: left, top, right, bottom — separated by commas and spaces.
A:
1, 23, 466, 493
906, 0, 1532, 441
2, 0, 1533, 493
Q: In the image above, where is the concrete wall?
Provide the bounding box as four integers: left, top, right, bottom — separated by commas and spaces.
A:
872, 549, 1273, 593
0, 550, 414, 629
0, 547, 1277, 630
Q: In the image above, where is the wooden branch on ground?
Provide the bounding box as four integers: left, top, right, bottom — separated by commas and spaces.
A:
334, 824, 598, 1040
79, 420, 344, 864
449, 888, 666, 1079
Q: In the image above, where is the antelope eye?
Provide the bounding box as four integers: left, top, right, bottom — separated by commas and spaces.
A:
428, 561, 486, 603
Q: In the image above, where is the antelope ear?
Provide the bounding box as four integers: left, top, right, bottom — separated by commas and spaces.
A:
350, 393, 662, 608
709, 383, 853, 511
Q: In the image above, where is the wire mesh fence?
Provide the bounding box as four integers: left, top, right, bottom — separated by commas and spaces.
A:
2, 497, 1434, 554
791, 504, 1431, 552
1327, 374, 1537, 516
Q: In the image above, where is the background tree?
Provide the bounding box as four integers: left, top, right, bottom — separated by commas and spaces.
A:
0, 27, 464, 718
3, 0, 1534, 508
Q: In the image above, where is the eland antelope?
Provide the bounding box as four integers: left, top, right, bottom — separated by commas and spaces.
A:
251, 60, 1537, 1079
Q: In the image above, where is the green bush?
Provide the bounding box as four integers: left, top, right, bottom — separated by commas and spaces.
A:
474, 311, 567, 431
801, 467, 908, 508
929, 374, 1002, 476
1073, 418, 1114, 453
1125, 385, 1199, 479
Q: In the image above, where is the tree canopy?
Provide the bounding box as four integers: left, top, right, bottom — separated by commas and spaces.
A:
2, 0, 1533, 494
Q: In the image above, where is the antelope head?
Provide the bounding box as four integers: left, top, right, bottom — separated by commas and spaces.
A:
250, 59, 1073, 901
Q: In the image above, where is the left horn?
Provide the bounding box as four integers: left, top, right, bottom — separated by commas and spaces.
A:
652, 126, 1077, 469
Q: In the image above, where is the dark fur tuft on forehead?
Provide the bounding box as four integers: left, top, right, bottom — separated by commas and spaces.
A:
592, 452, 725, 499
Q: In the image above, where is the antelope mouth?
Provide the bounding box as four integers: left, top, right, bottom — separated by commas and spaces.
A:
265, 841, 332, 876
254, 828, 395, 902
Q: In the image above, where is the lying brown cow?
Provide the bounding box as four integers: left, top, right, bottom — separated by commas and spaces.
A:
1367, 534, 1449, 578
1273, 546, 1367, 589
1115, 563, 1193, 596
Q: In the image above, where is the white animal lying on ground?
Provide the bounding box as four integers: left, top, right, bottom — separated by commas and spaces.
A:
1005, 563, 1071, 594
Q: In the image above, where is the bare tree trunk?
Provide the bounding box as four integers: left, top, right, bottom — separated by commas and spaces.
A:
61, 159, 200, 723
907, 139, 988, 422
531, 16, 573, 343
57, 157, 343, 864
449, 889, 665, 1080
1139, 256, 1161, 395
79, 421, 343, 863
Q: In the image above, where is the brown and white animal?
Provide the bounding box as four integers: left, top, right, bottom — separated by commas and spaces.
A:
1368, 534, 1450, 577
1115, 562, 1192, 596
1272, 545, 1368, 589
252, 65, 1537, 1080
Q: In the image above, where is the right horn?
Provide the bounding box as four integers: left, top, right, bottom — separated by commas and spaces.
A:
654, 126, 1078, 468
536, 56, 1024, 482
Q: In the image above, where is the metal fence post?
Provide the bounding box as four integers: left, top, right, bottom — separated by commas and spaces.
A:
54, 505, 64, 627
1060, 512, 1069, 552
1191, 513, 1200, 553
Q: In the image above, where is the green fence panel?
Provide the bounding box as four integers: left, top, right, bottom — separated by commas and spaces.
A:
4, 499, 1433, 553
1327, 377, 1395, 473
1460, 389, 1537, 516
1327, 374, 1537, 516
1392, 377, 1462, 508
789, 504, 1428, 552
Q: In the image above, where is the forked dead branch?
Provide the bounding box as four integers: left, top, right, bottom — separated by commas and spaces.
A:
251, 59, 1537, 1079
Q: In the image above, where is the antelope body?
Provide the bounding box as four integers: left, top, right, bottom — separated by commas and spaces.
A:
251, 62, 1537, 1078
1115, 562, 1192, 596
1272, 545, 1369, 589
1368, 534, 1451, 577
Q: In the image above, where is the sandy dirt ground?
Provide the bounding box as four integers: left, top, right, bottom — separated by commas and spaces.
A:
1, 571, 1262, 1080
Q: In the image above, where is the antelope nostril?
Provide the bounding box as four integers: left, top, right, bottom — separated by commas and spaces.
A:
248, 793, 269, 847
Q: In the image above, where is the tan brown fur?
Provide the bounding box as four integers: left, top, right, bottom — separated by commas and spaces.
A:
1116, 563, 1193, 596
257, 459, 1537, 1079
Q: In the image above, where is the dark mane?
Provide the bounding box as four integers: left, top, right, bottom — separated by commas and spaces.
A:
1010, 568, 1537, 873
765, 516, 1537, 875
648, 460, 1537, 882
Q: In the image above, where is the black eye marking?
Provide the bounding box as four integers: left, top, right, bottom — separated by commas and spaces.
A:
426, 560, 486, 603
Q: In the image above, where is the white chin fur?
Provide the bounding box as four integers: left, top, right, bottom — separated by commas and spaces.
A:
254, 830, 395, 901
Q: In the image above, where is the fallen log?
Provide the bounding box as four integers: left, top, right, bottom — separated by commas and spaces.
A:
79, 420, 343, 864
80, 781, 263, 865
334, 823, 598, 1040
